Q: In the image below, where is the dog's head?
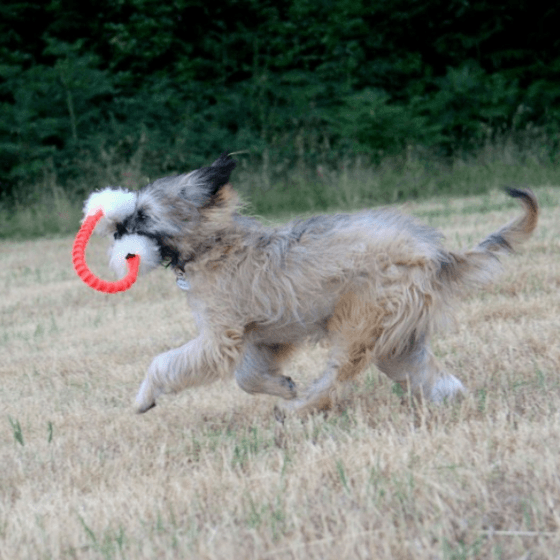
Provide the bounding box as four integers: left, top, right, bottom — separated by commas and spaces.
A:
83, 153, 237, 277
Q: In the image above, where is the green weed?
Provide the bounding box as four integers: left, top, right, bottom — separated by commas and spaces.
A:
8, 416, 24, 446
78, 516, 127, 560
442, 537, 484, 560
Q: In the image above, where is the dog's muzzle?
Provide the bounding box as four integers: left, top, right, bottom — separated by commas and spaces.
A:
109, 234, 162, 278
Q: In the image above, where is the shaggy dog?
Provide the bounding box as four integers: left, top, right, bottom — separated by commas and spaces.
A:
83, 153, 538, 415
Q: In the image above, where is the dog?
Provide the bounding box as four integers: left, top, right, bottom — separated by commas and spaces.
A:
83, 153, 538, 415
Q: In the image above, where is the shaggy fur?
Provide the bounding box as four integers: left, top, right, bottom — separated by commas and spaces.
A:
84, 154, 539, 415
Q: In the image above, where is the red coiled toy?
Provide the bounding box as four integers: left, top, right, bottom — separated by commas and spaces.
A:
72, 209, 140, 293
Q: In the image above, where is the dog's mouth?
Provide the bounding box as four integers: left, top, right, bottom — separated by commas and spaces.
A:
158, 243, 183, 270
109, 232, 162, 278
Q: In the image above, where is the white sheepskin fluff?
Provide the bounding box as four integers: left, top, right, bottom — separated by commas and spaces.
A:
109, 234, 161, 278
83, 188, 137, 236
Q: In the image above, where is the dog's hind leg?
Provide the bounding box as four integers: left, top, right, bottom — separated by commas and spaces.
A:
375, 334, 465, 403
235, 343, 298, 400
278, 334, 464, 417
275, 290, 463, 416
278, 292, 379, 415
277, 340, 371, 416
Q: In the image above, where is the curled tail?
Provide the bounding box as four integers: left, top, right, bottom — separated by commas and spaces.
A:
477, 188, 539, 253
437, 188, 539, 292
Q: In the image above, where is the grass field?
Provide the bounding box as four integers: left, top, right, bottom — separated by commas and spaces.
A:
1, 187, 559, 559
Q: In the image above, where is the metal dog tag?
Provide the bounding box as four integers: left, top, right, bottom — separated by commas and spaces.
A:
176, 275, 191, 291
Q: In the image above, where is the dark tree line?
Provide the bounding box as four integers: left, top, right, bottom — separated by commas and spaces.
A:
1, 0, 559, 197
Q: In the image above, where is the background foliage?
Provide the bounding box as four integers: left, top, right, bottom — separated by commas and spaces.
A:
1, 0, 559, 225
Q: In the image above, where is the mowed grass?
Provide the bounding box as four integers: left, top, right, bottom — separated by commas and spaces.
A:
1, 187, 559, 560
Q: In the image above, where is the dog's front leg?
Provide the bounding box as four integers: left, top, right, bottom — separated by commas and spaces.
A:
135, 332, 244, 413
235, 343, 297, 400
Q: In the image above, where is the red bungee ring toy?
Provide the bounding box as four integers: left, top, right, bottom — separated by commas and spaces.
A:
72, 209, 140, 294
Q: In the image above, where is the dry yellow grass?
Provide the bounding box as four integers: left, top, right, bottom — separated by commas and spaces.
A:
1, 187, 559, 560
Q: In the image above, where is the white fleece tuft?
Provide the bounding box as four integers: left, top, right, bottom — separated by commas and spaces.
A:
83, 188, 137, 236
109, 234, 161, 278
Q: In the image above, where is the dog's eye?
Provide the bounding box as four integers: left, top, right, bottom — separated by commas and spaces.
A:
137, 209, 146, 222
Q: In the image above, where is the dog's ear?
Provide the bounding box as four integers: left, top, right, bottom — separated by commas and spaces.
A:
144, 153, 237, 208
177, 152, 237, 206
197, 152, 237, 197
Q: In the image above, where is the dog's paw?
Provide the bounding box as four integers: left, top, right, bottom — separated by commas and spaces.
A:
135, 400, 157, 414
279, 375, 297, 400
273, 398, 309, 420
429, 374, 466, 404
134, 377, 160, 413
275, 392, 334, 419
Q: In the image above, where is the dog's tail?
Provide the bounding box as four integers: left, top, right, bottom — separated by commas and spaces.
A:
437, 188, 539, 292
